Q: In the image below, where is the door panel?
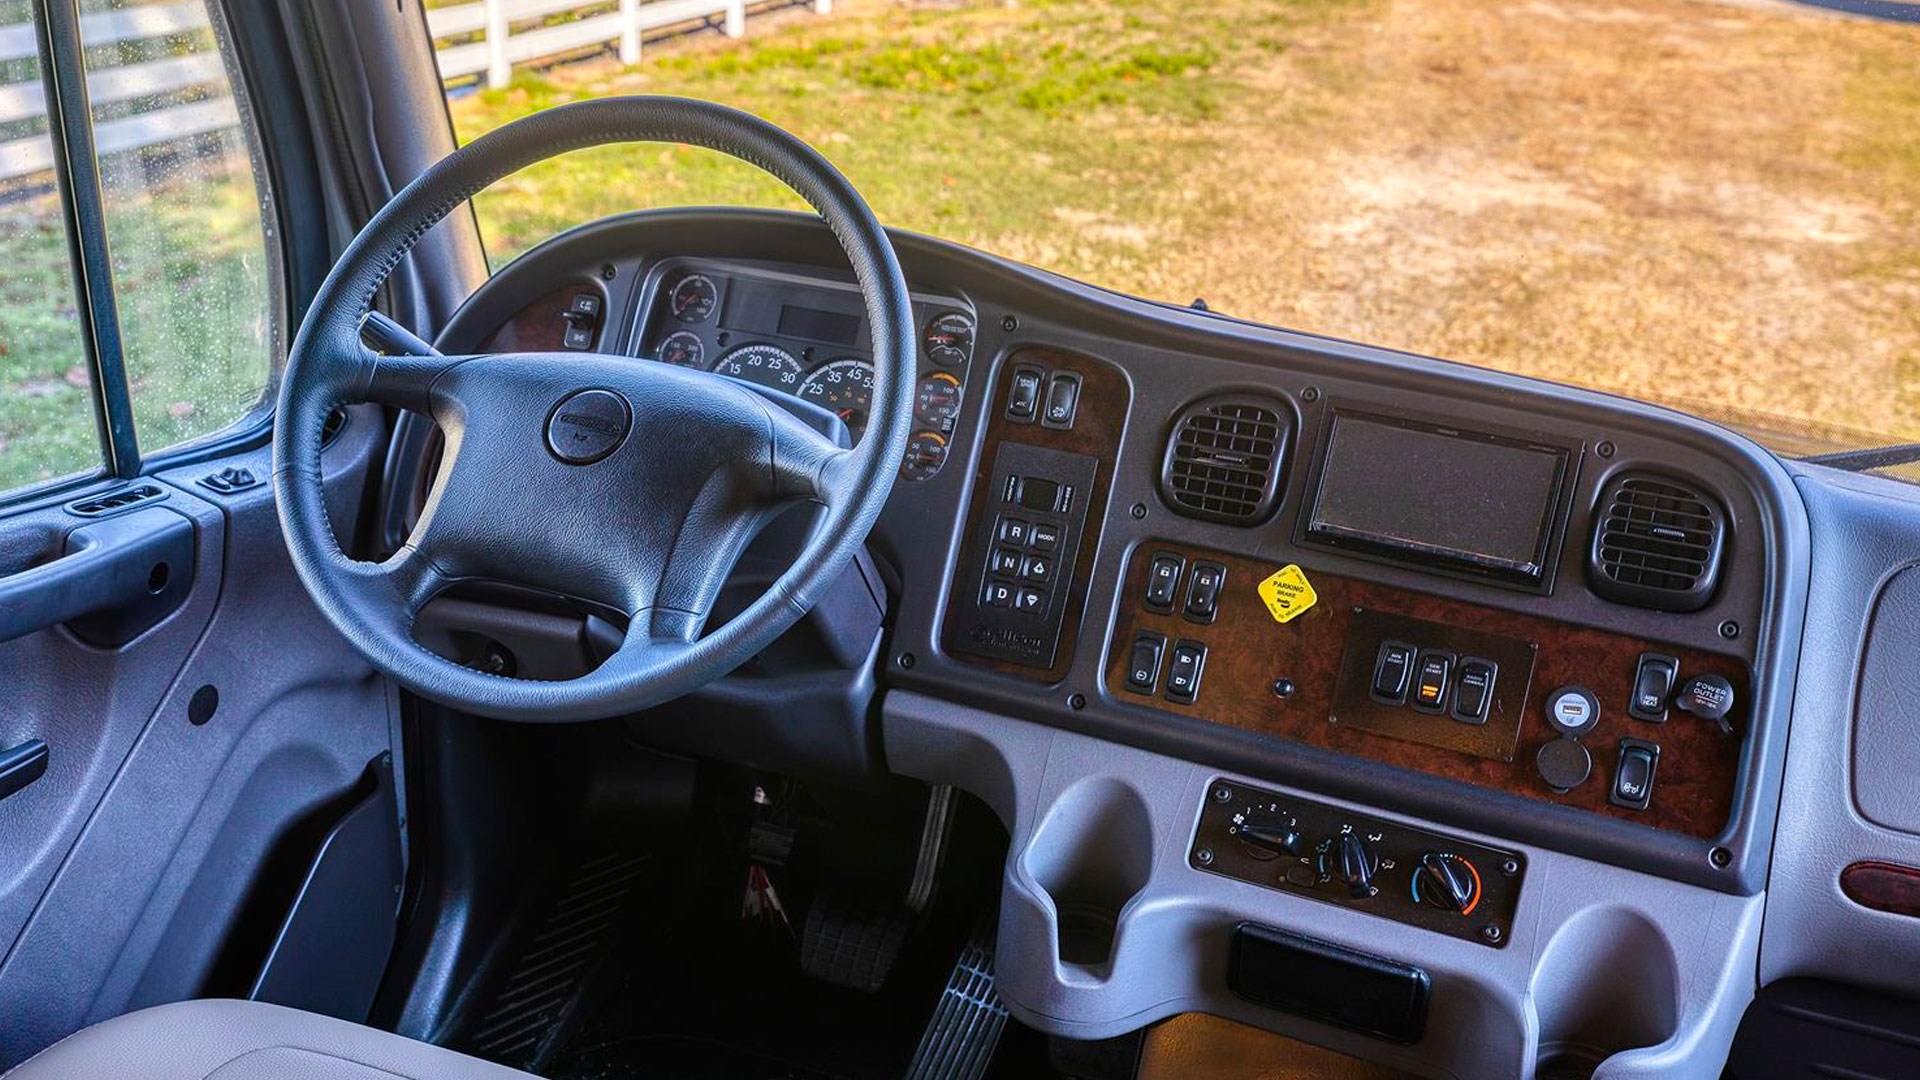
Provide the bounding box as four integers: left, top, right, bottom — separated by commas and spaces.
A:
0, 406, 398, 1067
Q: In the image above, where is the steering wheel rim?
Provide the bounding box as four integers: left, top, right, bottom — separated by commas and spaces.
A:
273, 97, 914, 722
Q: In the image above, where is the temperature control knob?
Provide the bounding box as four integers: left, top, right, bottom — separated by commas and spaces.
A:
1236, 811, 1302, 859
1332, 832, 1379, 899
1415, 852, 1481, 914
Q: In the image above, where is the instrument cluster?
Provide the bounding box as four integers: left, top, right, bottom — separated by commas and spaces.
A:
639, 266, 976, 480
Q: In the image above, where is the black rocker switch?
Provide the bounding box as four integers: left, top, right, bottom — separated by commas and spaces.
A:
1041, 372, 1081, 429
1629, 653, 1679, 722
1183, 562, 1226, 623
1006, 367, 1043, 422
1451, 658, 1497, 725
1127, 633, 1165, 693
1145, 553, 1185, 612
1611, 739, 1660, 810
1412, 651, 1453, 712
1371, 641, 1416, 704
1164, 640, 1207, 704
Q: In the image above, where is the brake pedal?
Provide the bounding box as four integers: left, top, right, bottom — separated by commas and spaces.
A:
904, 916, 1007, 1080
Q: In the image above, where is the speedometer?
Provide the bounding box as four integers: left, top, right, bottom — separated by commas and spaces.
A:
799, 358, 875, 442
712, 344, 804, 390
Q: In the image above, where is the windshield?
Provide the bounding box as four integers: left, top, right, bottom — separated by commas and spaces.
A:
438, 0, 1920, 461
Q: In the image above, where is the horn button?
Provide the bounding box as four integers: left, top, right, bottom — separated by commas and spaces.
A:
544, 388, 632, 465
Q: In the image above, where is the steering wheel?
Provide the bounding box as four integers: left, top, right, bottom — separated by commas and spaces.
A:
273, 98, 912, 722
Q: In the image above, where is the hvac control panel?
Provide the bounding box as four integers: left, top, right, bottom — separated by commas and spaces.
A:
1192, 779, 1526, 948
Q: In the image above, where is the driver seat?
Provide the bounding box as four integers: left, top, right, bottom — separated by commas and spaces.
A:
4, 1000, 537, 1080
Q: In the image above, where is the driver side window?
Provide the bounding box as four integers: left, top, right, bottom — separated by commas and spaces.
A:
0, 0, 278, 497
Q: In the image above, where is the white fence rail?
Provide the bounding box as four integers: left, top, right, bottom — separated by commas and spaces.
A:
0, 0, 829, 185
432, 0, 831, 88
0, 1, 233, 183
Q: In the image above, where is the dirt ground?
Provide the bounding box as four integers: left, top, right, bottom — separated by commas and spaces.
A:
1138, 0, 1920, 449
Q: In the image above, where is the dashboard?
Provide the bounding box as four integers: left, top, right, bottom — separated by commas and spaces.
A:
422, 207, 1920, 1079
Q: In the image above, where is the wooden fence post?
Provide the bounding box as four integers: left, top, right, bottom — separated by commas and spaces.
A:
619, 0, 641, 64
725, 0, 745, 39
484, 0, 510, 88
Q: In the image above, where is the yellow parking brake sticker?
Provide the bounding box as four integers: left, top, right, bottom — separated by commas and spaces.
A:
1258, 565, 1318, 624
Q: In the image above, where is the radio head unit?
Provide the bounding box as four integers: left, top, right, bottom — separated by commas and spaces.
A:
1303, 410, 1576, 588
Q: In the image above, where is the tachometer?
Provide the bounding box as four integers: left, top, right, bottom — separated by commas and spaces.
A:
669, 273, 718, 323
655, 330, 705, 368
799, 357, 874, 442
923, 311, 974, 367
712, 343, 804, 390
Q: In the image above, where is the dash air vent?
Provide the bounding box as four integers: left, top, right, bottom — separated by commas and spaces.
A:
1588, 473, 1726, 612
1160, 394, 1291, 525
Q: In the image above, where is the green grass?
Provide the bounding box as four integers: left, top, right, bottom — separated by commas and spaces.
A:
454, 0, 1364, 273
0, 158, 271, 491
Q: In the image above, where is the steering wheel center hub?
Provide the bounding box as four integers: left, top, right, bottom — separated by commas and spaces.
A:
545, 388, 632, 464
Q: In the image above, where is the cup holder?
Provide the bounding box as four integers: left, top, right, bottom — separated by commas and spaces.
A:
1022, 777, 1154, 973
1531, 907, 1679, 1079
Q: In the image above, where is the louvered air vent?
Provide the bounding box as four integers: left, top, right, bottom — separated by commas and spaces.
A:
1159, 394, 1292, 525
1588, 473, 1726, 612
67, 482, 167, 518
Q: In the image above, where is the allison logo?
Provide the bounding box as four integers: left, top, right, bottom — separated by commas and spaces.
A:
556, 411, 622, 437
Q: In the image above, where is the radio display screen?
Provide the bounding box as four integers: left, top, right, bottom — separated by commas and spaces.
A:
1305, 412, 1569, 584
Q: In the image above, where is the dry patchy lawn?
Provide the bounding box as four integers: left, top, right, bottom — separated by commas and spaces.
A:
453, 0, 1920, 452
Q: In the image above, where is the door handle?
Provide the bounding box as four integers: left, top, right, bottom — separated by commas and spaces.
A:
0, 505, 194, 646
0, 740, 48, 801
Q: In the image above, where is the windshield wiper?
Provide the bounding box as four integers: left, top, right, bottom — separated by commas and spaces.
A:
1801, 443, 1920, 472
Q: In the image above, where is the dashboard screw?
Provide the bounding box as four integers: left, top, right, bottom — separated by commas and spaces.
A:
1001, 314, 1018, 333
1481, 924, 1503, 944
1272, 678, 1295, 699
1302, 386, 1321, 403
1718, 620, 1739, 640
600, 263, 617, 280
1068, 692, 1086, 710
1501, 858, 1519, 876
1597, 440, 1615, 458
1196, 847, 1215, 866
1130, 502, 1147, 520
898, 653, 916, 669
1214, 785, 1234, 803
1710, 846, 1732, 868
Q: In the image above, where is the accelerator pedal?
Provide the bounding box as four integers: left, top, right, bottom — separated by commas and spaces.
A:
801, 784, 957, 991
904, 917, 1007, 1080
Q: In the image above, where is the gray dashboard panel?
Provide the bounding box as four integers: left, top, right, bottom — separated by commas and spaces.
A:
1761, 464, 1920, 994
1850, 562, 1920, 836
884, 690, 1760, 1080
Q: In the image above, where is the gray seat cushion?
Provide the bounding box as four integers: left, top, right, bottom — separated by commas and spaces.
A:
4, 1000, 539, 1080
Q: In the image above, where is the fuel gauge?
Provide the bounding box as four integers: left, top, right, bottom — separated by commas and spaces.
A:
923, 312, 974, 367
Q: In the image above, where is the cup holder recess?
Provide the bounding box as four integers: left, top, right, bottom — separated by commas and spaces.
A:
1022, 777, 1154, 973
1531, 907, 1679, 1078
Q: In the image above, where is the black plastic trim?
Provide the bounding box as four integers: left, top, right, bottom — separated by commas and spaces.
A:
33, 0, 139, 479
